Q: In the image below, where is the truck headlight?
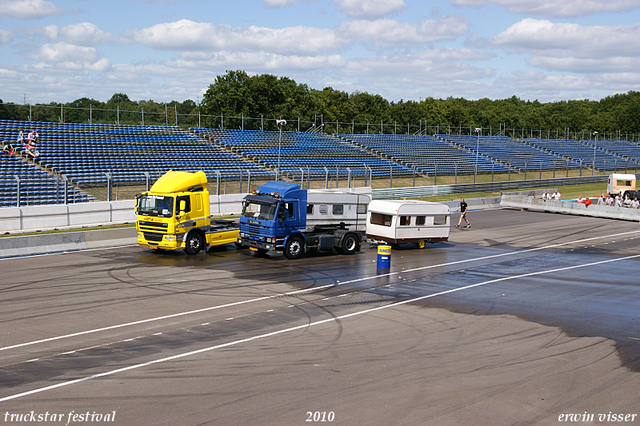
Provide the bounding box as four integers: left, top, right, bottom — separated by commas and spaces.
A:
165, 235, 175, 241
138, 232, 143, 238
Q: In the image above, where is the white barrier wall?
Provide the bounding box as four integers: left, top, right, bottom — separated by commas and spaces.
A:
0, 188, 373, 233
500, 194, 640, 221
0, 195, 246, 233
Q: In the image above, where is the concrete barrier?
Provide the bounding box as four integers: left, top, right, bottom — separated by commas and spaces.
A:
0, 227, 137, 258
500, 194, 640, 222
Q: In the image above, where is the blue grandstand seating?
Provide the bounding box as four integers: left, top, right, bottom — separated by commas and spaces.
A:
524, 138, 632, 171
0, 120, 275, 207
337, 133, 511, 174
3, 117, 638, 209
0, 153, 91, 207
192, 128, 415, 179
437, 134, 580, 171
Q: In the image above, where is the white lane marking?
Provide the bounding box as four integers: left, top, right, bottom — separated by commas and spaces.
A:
1, 229, 639, 354
1, 253, 638, 403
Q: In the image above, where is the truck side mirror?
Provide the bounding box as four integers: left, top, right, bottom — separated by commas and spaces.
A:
179, 200, 186, 216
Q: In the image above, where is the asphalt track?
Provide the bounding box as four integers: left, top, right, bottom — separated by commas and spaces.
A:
0, 208, 639, 426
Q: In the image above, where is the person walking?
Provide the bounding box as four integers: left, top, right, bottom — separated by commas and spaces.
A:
455, 198, 470, 228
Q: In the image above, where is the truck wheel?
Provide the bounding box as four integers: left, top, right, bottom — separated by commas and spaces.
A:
416, 240, 426, 249
284, 236, 305, 259
341, 233, 359, 255
184, 232, 203, 255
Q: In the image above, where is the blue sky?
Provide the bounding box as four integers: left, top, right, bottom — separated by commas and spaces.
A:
1, 0, 639, 105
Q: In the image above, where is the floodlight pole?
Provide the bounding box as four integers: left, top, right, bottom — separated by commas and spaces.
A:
475, 127, 481, 183
276, 119, 287, 182
592, 131, 598, 176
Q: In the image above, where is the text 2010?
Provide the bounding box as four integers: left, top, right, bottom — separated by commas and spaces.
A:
306, 411, 335, 422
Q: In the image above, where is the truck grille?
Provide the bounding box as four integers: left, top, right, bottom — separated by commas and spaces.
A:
144, 232, 164, 242
139, 221, 168, 230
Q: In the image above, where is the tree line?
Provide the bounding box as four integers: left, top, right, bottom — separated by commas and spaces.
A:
2, 70, 639, 138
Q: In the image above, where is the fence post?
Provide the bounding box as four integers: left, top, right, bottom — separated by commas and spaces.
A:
62, 175, 69, 205
434, 164, 437, 186
389, 165, 393, 188
105, 172, 112, 202
246, 170, 251, 193
216, 170, 221, 196
324, 167, 329, 189
144, 172, 151, 191
347, 167, 352, 188
14, 176, 20, 207
539, 162, 542, 180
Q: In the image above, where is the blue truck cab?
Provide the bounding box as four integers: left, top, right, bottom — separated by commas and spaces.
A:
237, 181, 362, 259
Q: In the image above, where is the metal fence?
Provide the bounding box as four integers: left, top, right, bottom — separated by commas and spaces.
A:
3, 102, 639, 141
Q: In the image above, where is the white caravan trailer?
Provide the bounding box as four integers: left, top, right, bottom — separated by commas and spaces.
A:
366, 199, 450, 248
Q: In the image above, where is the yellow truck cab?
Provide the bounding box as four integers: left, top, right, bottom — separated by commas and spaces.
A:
135, 170, 238, 254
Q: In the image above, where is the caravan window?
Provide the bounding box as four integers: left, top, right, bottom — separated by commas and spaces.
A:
333, 204, 344, 215
357, 204, 367, 214
416, 216, 426, 226
433, 215, 447, 225
370, 213, 392, 227
400, 216, 411, 226
307, 204, 314, 215
319, 205, 328, 215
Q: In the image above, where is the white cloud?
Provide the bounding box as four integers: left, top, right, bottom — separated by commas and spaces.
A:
133, 19, 345, 55
41, 23, 123, 46
450, 0, 640, 18
335, 0, 407, 19
31, 42, 100, 62
132, 16, 469, 56
338, 15, 470, 47
0, 0, 65, 19
0, 30, 14, 44
24, 42, 113, 73
493, 19, 640, 72
263, 0, 308, 6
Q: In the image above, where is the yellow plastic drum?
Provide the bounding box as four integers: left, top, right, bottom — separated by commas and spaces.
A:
377, 245, 391, 269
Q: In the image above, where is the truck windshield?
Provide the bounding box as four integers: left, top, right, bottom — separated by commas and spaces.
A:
137, 195, 174, 218
242, 200, 277, 221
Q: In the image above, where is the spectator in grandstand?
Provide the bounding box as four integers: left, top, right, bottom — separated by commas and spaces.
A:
630, 197, 639, 209
551, 190, 561, 201
454, 198, 470, 229
2, 140, 15, 155
27, 130, 39, 143
16, 130, 24, 145
24, 134, 39, 158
